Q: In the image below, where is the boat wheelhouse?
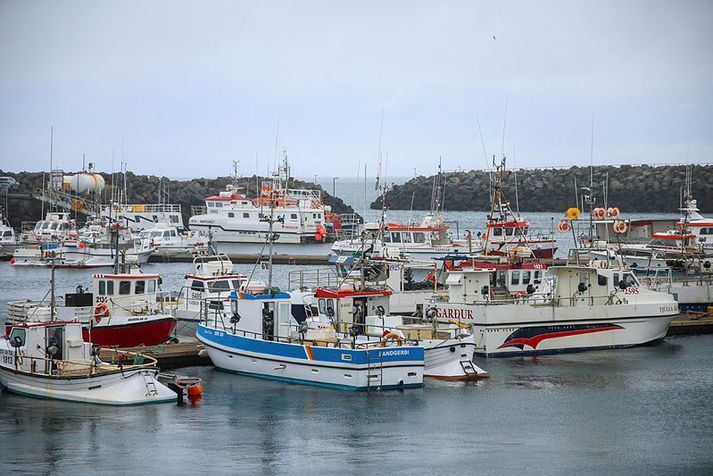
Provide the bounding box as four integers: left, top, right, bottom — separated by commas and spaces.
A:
331, 213, 466, 258
171, 253, 266, 335
101, 202, 185, 232
138, 225, 208, 258
480, 218, 557, 259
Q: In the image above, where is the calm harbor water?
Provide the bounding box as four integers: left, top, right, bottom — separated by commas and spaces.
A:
1, 261, 712, 474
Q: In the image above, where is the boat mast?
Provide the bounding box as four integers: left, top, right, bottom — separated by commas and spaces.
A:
50, 253, 56, 321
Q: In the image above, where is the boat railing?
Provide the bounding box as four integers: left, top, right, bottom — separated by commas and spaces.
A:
111, 203, 182, 214
199, 303, 420, 349
12, 349, 157, 377
287, 268, 340, 290
191, 205, 207, 216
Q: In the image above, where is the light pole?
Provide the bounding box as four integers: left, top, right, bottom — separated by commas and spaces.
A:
332, 177, 339, 197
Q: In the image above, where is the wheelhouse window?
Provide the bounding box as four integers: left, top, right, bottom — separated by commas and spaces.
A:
228, 212, 234, 218
231, 279, 243, 291
170, 215, 179, 223
622, 273, 638, 287
493, 227, 503, 237
107, 281, 114, 295
119, 281, 131, 295
413, 232, 426, 243
243, 213, 250, 219
383, 234, 392, 243
215, 202, 223, 208
505, 228, 514, 236
191, 280, 204, 292
402, 233, 412, 243
208, 280, 231, 293
135, 280, 146, 294
163, 231, 171, 237
391, 232, 402, 243
98, 280, 106, 295
291, 213, 298, 220
598, 275, 608, 286
511, 270, 520, 285
533, 270, 542, 284
318, 299, 326, 314
147, 280, 156, 293
9, 328, 26, 347
522, 271, 531, 284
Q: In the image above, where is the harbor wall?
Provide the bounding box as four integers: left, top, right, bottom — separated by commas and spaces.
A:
0, 171, 359, 227
371, 164, 712, 213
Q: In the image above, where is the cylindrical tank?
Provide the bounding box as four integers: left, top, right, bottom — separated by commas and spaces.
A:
65, 173, 105, 194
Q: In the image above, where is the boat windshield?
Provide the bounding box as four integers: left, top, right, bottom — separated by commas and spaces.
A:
207, 280, 231, 293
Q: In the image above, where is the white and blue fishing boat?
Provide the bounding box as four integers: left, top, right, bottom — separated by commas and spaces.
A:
196, 291, 424, 391
196, 191, 424, 391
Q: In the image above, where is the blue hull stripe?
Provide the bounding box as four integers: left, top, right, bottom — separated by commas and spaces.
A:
197, 325, 424, 365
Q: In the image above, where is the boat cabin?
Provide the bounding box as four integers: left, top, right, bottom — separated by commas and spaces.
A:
203, 291, 293, 342
444, 263, 640, 307
2, 321, 93, 375
92, 272, 162, 313
312, 288, 400, 335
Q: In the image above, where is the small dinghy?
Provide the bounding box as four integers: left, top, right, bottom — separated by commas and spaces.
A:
0, 320, 176, 405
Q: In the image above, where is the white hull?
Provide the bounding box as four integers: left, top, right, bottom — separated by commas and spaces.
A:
0, 366, 175, 405
422, 335, 489, 379
435, 301, 677, 357
215, 241, 334, 256
331, 241, 464, 259
197, 327, 424, 391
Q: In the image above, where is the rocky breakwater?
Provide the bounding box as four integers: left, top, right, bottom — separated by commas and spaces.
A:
371, 164, 712, 213
0, 170, 359, 228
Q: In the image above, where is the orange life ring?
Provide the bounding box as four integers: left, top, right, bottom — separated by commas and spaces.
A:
381, 330, 403, 346
613, 220, 628, 234
93, 303, 110, 324
556, 220, 571, 233
607, 207, 620, 218
592, 208, 606, 220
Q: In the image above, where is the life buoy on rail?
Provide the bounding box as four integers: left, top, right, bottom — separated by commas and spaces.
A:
613, 220, 628, 234
566, 207, 582, 220
592, 208, 606, 220
607, 207, 620, 219
381, 330, 403, 347
556, 220, 571, 233
93, 302, 110, 324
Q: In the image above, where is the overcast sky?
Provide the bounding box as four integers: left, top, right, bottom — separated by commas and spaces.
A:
1, 0, 711, 179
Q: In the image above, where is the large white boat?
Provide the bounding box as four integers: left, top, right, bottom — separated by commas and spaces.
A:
430, 252, 679, 357
138, 225, 208, 259
0, 320, 175, 405
331, 213, 467, 258
189, 159, 336, 252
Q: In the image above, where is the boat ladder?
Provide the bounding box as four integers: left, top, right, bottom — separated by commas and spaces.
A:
459, 359, 477, 377
142, 371, 159, 397
366, 350, 383, 391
